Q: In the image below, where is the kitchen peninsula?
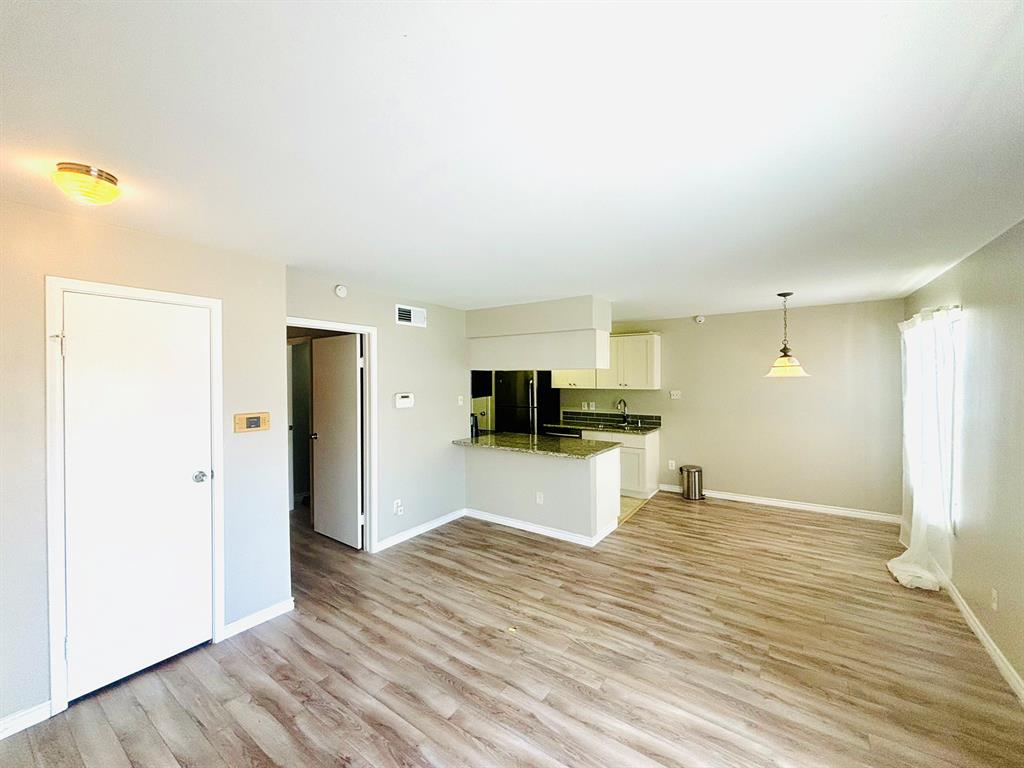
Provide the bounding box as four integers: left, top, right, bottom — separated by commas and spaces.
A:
453, 433, 621, 546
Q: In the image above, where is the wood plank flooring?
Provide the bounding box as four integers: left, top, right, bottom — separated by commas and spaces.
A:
5, 493, 1023, 767
618, 495, 649, 524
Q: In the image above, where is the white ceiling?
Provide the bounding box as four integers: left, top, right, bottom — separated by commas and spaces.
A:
2, 2, 1022, 319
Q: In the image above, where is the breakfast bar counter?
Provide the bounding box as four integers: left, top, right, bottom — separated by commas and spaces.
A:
452, 432, 620, 460
453, 431, 620, 546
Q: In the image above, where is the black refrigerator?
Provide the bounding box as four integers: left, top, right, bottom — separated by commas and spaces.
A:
493, 370, 559, 435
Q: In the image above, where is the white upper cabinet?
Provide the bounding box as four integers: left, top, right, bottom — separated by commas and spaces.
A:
554, 333, 661, 390
551, 368, 597, 389
616, 334, 661, 389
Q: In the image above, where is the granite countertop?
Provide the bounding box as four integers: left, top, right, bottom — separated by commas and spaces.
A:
452, 432, 621, 460
542, 422, 661, 435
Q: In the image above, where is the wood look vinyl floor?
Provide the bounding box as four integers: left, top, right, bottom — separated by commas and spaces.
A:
6, 493, 1023, 767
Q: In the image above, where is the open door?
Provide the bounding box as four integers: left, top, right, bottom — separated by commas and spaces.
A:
311, 334, 363, 548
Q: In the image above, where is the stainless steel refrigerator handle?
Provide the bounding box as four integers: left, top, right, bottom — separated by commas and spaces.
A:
529, 376, 537, 435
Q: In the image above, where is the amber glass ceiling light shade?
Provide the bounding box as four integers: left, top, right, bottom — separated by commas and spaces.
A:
765, 291, 810, 377
51, 162, 120, 205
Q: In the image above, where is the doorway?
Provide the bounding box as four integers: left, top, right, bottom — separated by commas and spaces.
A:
45, 278, 225, 715
286, 318, 376, 551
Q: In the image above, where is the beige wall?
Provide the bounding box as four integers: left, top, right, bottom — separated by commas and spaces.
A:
285, 268, 468, 544
0, 200, 291, 718
562, 300, 906, 514
905, 220, 1024, 679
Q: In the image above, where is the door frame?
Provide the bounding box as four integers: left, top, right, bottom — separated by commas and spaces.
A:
45, 277, 225, 715
286, 316, 379, 553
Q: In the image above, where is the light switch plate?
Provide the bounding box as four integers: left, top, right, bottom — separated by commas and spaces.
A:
589, 402, 596, 410
458, 395, 464, 406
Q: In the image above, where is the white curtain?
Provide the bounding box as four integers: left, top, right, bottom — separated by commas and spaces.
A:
887, 308, 962, 590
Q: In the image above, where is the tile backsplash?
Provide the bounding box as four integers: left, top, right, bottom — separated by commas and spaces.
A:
560, 409, 661, 429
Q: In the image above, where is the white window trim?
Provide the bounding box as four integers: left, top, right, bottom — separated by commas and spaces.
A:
286, 316, 380, 553
45, 277, 226, 715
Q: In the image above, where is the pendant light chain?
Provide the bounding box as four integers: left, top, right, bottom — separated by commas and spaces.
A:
782, 294, 789, 348
766, 291, 809, 377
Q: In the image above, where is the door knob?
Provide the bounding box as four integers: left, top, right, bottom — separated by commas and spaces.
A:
310, 432, 318, 440
192, 471, 208, 483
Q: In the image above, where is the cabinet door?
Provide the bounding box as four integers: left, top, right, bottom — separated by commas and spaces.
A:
620, 447, 643, 492
596, 336, 620, 388
552, 369, 596, 389
619, 335, 661, 389
618, 336, 648, 389
551, 370, 574, 388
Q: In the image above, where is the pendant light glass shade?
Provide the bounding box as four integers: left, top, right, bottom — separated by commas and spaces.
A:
51, 163, 120, 205
765, 348, 809, 377
765, 292, 809, 377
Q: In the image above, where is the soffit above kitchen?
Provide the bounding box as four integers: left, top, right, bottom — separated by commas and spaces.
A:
2, 2, 1021, 319
467, 296, 611, 370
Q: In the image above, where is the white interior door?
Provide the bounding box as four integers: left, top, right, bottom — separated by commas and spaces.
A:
311, 335, 362, 548
287, 343, 295, 506
63, 292, 213, 701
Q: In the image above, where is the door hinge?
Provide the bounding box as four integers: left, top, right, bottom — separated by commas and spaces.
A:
50, 332, 66, 357
358, 357, 365, 369
64, 635, 69, 659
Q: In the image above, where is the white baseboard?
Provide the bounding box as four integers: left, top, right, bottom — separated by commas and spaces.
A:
463, 508, 616, 547
656, 485, 899, 525
930, 558, 1024, 705
590, 520, 618, 546
374, 509, 466, 553
0, 701, 51, 741
216, 597, 294, 642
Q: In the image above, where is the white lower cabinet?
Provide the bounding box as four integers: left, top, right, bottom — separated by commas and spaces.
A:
582, 429, 660, 498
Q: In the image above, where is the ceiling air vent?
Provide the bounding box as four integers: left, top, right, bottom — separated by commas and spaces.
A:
395, 304, 427, 327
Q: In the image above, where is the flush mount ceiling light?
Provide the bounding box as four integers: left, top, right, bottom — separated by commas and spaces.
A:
765, 291, 810, 378
51, 162, 121, 205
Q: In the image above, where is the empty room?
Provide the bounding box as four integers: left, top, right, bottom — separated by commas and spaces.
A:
1, 2, 1022, 767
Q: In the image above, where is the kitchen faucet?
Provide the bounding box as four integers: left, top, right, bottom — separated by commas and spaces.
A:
616, 398, 628, 425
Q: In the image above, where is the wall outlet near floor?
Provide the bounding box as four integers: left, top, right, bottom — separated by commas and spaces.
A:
581, 401, 588, 410
991, 588, 998, 611
588, 402, 596, 411
668, 459, 676, 471
535, 491, 544, 505
670, 390, 682, 400
393, 499, 404, 516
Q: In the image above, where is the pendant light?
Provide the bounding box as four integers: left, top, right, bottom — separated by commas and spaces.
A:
51, 162, 121, 205
764, 291, 809, 377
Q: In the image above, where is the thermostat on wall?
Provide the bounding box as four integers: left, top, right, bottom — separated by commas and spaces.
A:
395, 393, 415, 409
234, 412, 270, 432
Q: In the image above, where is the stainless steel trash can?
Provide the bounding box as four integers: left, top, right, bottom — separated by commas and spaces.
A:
680, 465, 704, 500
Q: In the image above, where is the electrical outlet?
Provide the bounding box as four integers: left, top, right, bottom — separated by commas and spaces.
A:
393, 499, 404, 516
589, 402, 596, 411
991, 588, 999, 611
670, 390, 682, 400
581, 401, 588, 410
535, 491, 544, 505
458, 395, 464, 406
668, 459, 676, 471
